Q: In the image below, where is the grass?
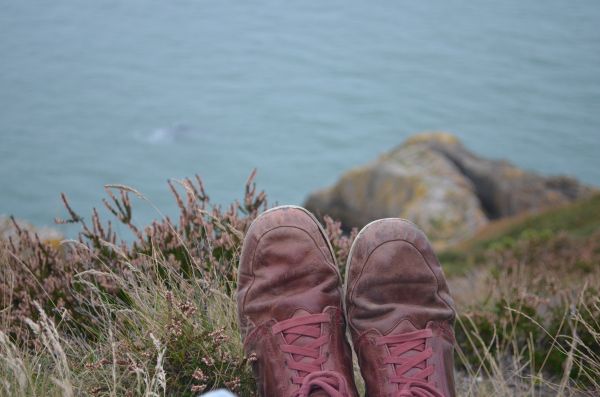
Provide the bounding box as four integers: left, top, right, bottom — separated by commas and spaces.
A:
0, 251, 253, 396
1, 173, 599, 396
465, 192, 600, 245
450, 230, 600, 395
445, 194, 600, 395
438, 192, 600, 276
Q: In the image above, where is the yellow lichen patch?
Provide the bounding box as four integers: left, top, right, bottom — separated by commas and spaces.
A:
375, 177, 405, 213
413, 180, 429, 200
503, 166, 525, 178
44, 238, 63, 250
403, 132, 460, 147
399, 178, 428, 214
335, 167, 372, 208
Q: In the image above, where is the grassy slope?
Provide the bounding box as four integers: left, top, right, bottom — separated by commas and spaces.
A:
2, 182, 599, 396
439, 193, 600, 276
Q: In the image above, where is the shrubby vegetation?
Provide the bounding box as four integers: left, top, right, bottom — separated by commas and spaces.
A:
1, 172, 598, 396
453, 229, 600, 395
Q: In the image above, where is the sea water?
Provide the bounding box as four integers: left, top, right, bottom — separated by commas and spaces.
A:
1, 0, 599, 234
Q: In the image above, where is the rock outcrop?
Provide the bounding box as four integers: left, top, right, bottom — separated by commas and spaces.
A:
304, 132, 594, 247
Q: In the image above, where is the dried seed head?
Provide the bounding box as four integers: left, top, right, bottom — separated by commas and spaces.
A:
247, 352, 258, 362
178, 300, 197, 317
191, 384, 207, 393
202, 356, 215, 366
192, 368, 207, 382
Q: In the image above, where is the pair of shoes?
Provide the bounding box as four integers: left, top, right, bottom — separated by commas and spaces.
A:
236, 206, 456, 397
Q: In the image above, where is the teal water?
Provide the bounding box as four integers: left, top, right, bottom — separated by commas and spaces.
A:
1, 1, 600, 233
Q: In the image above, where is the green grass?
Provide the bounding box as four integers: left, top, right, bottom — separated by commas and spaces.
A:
439, 193, 600, 276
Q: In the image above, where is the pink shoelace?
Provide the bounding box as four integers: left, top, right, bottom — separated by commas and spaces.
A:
272, 313, 350, 397
375, 328, 443, 397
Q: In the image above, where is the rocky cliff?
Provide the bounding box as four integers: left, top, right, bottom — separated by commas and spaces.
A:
304, 132, 594, 247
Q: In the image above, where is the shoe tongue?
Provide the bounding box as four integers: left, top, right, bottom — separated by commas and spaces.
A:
389, 320, 426, 378
391, 319, 418, 334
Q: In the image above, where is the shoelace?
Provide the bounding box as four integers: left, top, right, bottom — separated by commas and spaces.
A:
272, 313, 350, 397
375, 328, 443, 397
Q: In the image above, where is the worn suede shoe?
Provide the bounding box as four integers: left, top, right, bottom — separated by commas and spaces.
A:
345, 219, 456, 397
237, 206, 358, 397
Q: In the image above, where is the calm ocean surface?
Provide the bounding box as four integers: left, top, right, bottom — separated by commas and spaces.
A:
1, 1, 599, 234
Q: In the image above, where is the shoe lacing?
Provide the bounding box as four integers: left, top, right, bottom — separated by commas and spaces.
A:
375, 328, 443, 397
272, 313, 350, 397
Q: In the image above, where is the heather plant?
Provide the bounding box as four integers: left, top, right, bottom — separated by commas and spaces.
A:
1, 221, 93, 342
1, 171, 266, 340
321, 215, 358, 280
0, 171, 365, 396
